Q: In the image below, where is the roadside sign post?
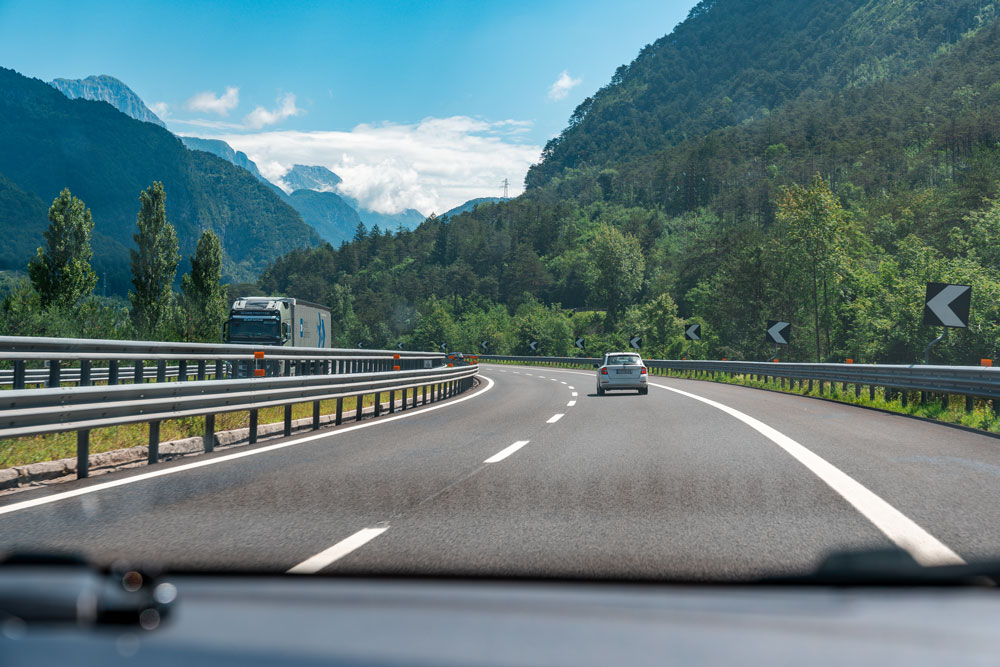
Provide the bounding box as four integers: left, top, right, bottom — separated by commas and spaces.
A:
765, 321, 790, 361
922, 283, 970, 364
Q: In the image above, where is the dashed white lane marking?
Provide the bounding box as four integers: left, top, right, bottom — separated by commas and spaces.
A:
568, 386, 574, 390
571, 392, 578, 397
567, 400, 576, 407
551, 378, 558, 382
647, 381, 965, 567
561, 382, 567, 385
287, 527, 389, 574
0, 376, 497, 517
484, 440, 530, 463
547, 413, 564, 424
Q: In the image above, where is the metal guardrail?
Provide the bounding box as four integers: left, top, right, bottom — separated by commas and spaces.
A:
0, 335, 443, 389
479, 355, 1000, 405
0, 336, 477, 479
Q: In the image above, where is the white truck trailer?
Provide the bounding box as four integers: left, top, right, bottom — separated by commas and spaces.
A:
224, 297, 332, 375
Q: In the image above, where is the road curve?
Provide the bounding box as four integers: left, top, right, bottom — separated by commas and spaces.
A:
3, 364, 1000, 580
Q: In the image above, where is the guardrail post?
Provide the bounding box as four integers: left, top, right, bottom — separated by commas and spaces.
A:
966, 394, 974, 412
215, 359, 224, 380
335, 397, 343, 426
312, 401, 320, 430
79, 359, 91, 387
148, 421, 160, 464
869, 384, 875, 401
108, 359, 119, 386
204, 414, 215, 452
900, 390, 908, 408
389, 390, 396, 413
197, 360, 206, 381
13, 360, 25, 390
179, 359, 188, 381
157, 360, 166, 383
375, 392, 382, 417
284, 405, 292, 436
356, 395, 365, 421
48, 359, 61, 387
77, 430, 90, 478
134, 360, 144, 384
249, 409, 259, 444
400, 388, 407, 411
421, 384, 427, 405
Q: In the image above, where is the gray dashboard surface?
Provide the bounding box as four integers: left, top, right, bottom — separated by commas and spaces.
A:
4, 577, 1000, 666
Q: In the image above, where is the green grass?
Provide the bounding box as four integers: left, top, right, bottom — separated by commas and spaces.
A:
482, 360, 1000, 435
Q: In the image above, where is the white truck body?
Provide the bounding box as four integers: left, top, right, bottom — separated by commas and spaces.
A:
225, 297, 332, 348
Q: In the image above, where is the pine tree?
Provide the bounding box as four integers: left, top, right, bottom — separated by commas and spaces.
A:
27, 188, 98, 308
129, 182, 179, 338
181, 230, 227, 341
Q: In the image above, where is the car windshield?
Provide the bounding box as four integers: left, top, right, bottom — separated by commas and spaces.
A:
607, 355, 641, 365
229, 318, 280, 340
3, 0, 1000, 593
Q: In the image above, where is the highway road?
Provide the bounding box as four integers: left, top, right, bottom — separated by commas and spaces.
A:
3, 364, 1000, 580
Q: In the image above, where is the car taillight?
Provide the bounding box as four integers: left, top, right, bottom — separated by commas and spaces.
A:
601, 368, 608, 375
640, 367, 647, 374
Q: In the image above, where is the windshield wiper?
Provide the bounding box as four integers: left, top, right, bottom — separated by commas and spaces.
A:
762, 547, 999, 587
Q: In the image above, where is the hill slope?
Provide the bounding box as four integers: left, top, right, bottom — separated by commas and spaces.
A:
0, 67, 320, 292
527, 0, 990, 187
287, 189, 363, 246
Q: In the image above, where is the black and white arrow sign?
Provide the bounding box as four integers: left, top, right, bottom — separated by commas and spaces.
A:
923, 282, 971, 328
765, 321, 791, 345
439, 342, 448, 352
396, 342, 404, 350
574, 337, 585, 349
480, 340, 488, 351
529, 340, 539, 352
629, 335, 642, 350
357, 341, 365, 349
685, 324, 701, 341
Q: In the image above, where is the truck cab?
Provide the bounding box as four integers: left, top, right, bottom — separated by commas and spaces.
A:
224, 297, 331, 376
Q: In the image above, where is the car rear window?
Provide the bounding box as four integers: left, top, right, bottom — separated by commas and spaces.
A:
607, 355, 641, 365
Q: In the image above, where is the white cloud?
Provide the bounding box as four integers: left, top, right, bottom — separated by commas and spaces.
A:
548, 71, 582, 101
244, 93, 303, 130
213, 116, 541, 215
149, 101, 169, 119
186, 86, 240, 115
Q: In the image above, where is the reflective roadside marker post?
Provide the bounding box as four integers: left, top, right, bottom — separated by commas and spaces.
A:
922, 282, 971, 364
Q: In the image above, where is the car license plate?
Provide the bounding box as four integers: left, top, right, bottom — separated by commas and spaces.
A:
616, 369, 632, 374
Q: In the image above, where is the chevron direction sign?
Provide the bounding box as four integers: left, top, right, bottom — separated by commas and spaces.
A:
766, 321, 791, 345
923, 283, 971, 328
685, 324, 701, 341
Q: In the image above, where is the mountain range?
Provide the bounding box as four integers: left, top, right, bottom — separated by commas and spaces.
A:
0, 67, 320, 293
49, 75, 166, 128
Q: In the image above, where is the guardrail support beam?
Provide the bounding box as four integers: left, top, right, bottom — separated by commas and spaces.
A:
134, 360, 144, 384
356, 395, 365, 421
48, 359, 60, 388
77, 430, 90, 478
157, 360, 166, 383
335, 397, 343, 426
313, 401, 320, 430
108, 359, 119, 386
204, 414, 215, 452
283, 405, 292, 436
249, 409, 259, 444
148, 421, 160, 464
13, 360, 24, 390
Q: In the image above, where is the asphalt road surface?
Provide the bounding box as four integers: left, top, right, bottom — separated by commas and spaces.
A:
3, 364, 1000, 580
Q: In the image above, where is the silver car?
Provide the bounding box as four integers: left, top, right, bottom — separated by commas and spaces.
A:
596, 352, 648, 395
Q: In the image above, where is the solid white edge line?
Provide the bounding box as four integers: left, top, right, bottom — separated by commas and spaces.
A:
0, 376, 496, 517
287, 527, 388, 574
546, 413, 564, 424
567, 400, 576, 407
646, 381, 965, 567
484, 440, 530, 463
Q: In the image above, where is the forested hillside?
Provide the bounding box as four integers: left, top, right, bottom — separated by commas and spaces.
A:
0, 67, 320, 292
198, 1, 1000, 364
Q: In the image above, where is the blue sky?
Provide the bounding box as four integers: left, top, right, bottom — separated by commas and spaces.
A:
0, 0, 698, 213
